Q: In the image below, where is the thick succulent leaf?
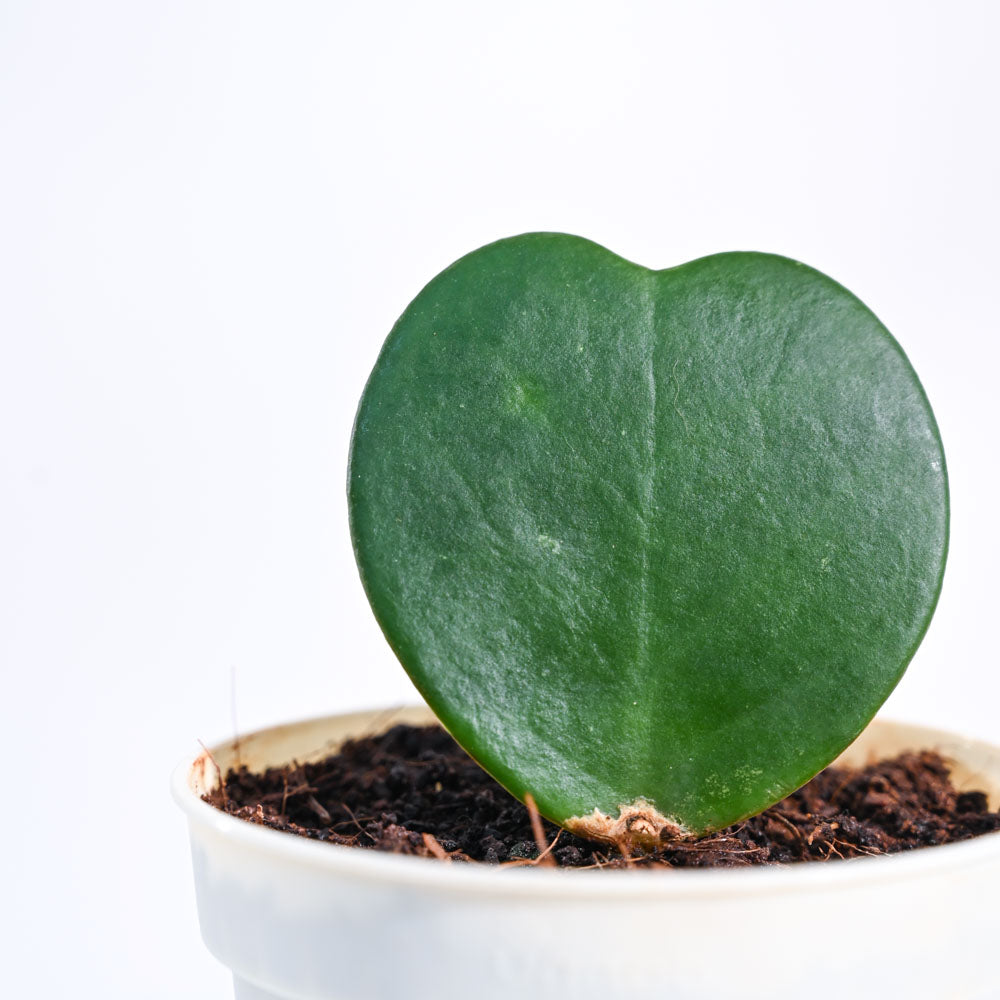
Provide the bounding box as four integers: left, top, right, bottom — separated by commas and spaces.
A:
348, 234, 948, 837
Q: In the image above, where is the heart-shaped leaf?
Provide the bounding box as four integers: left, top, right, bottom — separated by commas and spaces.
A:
348, 234, 948, 839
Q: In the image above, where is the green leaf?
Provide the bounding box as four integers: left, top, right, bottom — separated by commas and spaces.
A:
348, 233, 948, 839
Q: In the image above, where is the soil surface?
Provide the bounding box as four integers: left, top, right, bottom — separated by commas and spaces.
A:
205, 723, 1000, 869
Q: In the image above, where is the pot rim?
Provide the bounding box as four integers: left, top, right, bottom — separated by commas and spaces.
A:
172, 709, 1000, 902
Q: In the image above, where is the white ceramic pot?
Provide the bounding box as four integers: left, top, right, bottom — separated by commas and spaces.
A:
173, 707, 1000, 1000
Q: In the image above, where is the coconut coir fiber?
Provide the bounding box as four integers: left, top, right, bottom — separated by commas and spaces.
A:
205, 723, 1000, 869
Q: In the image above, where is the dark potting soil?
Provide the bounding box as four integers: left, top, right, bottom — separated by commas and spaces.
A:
205, 723, 1000, 869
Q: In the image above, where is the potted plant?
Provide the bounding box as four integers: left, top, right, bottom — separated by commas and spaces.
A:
173, 234, 1000, 1000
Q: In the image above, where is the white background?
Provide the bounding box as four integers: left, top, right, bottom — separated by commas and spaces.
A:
2, 1, 998, 996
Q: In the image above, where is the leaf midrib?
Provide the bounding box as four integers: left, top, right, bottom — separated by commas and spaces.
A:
634, 270, 659, 780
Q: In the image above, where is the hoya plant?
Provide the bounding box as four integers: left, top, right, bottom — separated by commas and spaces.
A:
347, 234, 947, 844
